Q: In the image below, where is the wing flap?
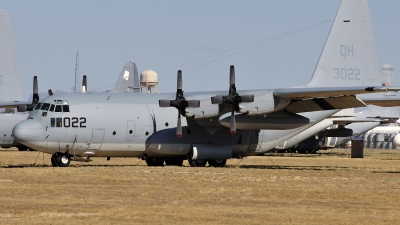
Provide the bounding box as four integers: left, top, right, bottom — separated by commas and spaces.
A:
285, 96, 365, 114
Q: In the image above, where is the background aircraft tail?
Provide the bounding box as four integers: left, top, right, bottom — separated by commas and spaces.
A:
304, 0, 382, 87
0, 10, 23, 102
114, 61, 140, 93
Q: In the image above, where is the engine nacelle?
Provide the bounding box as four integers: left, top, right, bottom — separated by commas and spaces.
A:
219, 111, 310, 130
238, 91, 290, 115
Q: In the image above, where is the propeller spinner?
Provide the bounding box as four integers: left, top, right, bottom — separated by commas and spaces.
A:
159, 70, 200, 137
211, 65, 254, 134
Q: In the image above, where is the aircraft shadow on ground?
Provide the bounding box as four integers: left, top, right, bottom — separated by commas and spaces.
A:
226, 165, 351, 171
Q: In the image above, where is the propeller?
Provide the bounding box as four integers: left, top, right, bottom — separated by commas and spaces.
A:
19, 76, 39, 112
211, 65, 254, 134
82, 75, 87, 92
159, 70, 200, 137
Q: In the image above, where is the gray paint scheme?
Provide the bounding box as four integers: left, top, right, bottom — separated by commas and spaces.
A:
8, 0, 400, 166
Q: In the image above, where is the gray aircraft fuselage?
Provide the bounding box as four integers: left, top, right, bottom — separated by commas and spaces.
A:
13, 90, 337, 160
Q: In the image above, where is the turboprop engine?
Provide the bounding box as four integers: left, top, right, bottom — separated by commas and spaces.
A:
219, 111, 311, 130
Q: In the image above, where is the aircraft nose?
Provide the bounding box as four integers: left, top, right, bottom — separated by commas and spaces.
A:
13, 119, 44, 144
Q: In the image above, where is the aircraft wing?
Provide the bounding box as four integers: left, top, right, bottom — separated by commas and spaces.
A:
272, 86, 400, 114
358, 98, 400, 107
0, 101, 32, 108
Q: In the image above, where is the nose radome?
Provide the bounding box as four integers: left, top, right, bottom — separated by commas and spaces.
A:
13, 119, 44, 144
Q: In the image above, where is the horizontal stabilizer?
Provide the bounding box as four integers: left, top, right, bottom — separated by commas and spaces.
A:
274, 86, 400, 100
0, 101, 32, 108
359, 98, 400, 107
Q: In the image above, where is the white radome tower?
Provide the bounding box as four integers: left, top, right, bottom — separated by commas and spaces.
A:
140, 70, 159, 93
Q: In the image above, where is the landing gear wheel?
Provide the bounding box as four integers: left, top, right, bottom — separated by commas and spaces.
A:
165, 159, 184, 166
188, 159, 207, 167
51, 153, 70, 167
17, 145, 28, 151
145, 158, 164, 167
208, 159, 227, 167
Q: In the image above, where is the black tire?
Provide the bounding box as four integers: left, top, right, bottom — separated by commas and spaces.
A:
208, 159, 226, 167
17, 145, 28, 151
51, 153, 70, 167
188, 159, 207, 167
51, 155, 58, 167
165, 159, 184, 166
145, 158, 164, 167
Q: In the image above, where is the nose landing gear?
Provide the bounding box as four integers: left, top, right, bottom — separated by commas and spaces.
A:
51, 152, 71, 167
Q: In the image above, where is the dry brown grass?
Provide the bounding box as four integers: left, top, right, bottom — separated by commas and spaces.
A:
1, 148, 400, 224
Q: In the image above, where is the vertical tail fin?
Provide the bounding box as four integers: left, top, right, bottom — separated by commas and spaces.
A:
305, 0, 381, 87
114, 61, 140, 93
0, 10, 23, 101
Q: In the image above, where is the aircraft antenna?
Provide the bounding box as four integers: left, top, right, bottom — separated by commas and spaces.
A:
74, 50, 80, 92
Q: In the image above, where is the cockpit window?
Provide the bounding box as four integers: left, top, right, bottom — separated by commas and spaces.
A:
63, 105, 70, 112
54, 100, 68, 105
34, 103, 42, 110
41, 103, 50, 111
55, 105, 62, 112
49, 104, 55, 112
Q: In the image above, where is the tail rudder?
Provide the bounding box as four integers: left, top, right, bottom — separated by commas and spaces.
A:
0, 10, 23, 102
114, 61, 140, 93
305, 0, 381, 87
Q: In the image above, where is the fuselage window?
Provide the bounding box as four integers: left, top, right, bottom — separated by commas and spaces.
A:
41, 103, 50, 111
56, 117, 62, 127
51, 118, 55, 127
34, 103, 43, 110
49, 104, 55, 112
63, 105, 70, 112
55, 105, 62, 112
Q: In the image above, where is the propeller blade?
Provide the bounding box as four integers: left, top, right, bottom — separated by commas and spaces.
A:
229, 65, 235, 86
230, 109, 236, 134
32, 76, 39, 104
175, 70, 184, 100
82, 75, 87, 92
187, 100, 200, 108
176, 113, 182, 138
48, 89, 53, 96
211, 96, 223, 104
240, 95, 254, 103
159, 100, 171, 107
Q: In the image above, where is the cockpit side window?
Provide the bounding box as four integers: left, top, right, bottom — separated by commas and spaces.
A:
34, 103, 42, 110
41, 103, 50, 111
55, 105, 62, 112
63, 105, 70, 112
49, 104, 55, 112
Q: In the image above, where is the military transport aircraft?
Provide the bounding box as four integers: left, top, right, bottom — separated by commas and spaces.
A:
6, 0, 400, 167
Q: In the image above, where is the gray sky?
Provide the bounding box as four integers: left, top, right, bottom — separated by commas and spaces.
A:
1, 0, 399, 99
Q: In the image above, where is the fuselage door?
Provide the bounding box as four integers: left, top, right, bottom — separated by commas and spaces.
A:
126, 120, 136, 141
88, 129, 105, 150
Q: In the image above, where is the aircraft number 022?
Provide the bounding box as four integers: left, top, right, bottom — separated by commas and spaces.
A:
63, 117, 86, 128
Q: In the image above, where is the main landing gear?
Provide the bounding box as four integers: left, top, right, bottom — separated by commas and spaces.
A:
51, 152, 71, 167
188, 159, 227, 167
